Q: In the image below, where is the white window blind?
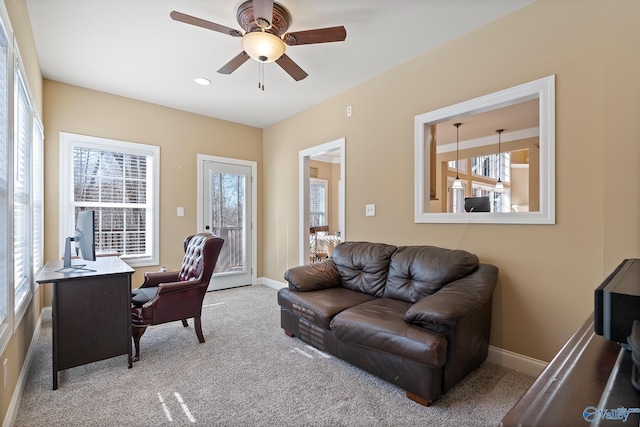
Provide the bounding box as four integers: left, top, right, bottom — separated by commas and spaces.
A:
0, 16, 8, 330
309, 178, 327, 227
32, 121, 43, 275
14, 69, 32, 309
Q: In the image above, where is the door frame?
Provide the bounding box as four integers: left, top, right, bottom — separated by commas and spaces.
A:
197, 154, 257, 286
299, 138, 346, 265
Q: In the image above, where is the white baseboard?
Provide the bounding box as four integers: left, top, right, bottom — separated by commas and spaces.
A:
259, 277, 286, 290
3, 307, 51, 427
487, 345, 547, 377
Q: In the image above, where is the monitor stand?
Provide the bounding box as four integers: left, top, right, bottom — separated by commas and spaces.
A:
55, 236, 96, 273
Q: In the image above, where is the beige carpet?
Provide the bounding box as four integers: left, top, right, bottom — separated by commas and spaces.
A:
14, 285, 533, 426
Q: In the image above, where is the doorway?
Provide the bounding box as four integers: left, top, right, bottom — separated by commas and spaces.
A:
299, 138, 346, 265
197, 155, 257, 290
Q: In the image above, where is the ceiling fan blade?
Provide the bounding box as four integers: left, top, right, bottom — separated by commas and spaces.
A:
217, 52, 250, 74
253, 0, 274, 28
283, 26, 347, 46
276, 54, 308, 81
170, 11, 242, 37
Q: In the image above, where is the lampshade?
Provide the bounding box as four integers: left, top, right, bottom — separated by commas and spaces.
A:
495, 179, 504, 192
241, 31, 286, 63
452, 178, 463, 190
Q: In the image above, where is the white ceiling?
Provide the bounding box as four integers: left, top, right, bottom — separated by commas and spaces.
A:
25, 0, 535, 129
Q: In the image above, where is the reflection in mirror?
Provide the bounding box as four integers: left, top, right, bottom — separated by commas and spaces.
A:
309, 156, 342, 262
415, 75, 555, 224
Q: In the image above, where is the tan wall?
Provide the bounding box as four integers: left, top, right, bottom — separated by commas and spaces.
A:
1, 0, 43, 421
263, 0, 640, 362
42, 81, 263, 289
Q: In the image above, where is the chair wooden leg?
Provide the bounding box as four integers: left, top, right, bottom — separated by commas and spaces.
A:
194, 316, 205, 343
132, 326, 147, 362
181, 319, 189, 327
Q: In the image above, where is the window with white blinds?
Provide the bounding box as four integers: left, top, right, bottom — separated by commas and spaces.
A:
14, 69, 32, 309
309, 178, 328, 227
32, 121, 44, 275
0, 12, 8, 342
60, 133, 159, 267
0, 3, 44, 353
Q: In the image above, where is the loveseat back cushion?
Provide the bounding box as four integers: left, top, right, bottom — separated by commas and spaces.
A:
332, 241, 398, 297
384, 246, 479, 303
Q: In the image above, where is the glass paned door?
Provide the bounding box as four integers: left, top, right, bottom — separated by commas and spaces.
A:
203, 160, 252, 290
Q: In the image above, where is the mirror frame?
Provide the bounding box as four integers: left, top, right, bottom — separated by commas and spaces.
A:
414, 75, 555, 224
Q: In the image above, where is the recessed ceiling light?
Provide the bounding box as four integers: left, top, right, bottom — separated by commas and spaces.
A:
194, 77, 211, 86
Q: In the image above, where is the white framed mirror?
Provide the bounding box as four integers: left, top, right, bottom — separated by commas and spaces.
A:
415, 75, 555, 224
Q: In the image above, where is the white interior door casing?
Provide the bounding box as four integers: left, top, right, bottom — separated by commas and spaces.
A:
299, 138, 346, 265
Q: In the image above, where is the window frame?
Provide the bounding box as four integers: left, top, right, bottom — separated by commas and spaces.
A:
309, 178, 328, 227
0, 1, 45, 354
0, 3, 11, 353
59, 132, 160, 267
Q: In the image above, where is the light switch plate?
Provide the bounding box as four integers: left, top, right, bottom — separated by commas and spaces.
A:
177, 207, 184, 217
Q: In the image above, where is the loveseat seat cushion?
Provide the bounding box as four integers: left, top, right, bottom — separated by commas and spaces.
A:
384, 246, 479, 303
330, 298, 447, 368
278, 287, 378, 330
332, 241, 398, 297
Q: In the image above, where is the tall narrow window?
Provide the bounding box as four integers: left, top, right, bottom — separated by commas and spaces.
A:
0, 16, 8, 335
309, 178, 328, 227
14, 69, 32, 309
32, 121, 44, 275
60, 133, 160, 267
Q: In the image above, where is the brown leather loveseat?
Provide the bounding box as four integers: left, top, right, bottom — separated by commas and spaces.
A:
277, 241, 498, 406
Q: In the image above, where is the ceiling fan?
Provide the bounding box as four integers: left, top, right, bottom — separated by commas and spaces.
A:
170, 0, 347, 83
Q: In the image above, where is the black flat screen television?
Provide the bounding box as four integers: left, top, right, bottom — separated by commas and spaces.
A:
57, 210, 97, 272
464, 197, 491, 213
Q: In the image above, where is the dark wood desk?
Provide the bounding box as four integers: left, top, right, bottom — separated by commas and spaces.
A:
36, 257, 135, 389
500, 313, 640, 427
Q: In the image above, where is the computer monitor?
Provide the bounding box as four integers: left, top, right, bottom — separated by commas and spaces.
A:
464, 197, 491, 213
57, 210, 96, 272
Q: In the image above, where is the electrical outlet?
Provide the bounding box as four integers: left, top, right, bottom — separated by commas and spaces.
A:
346, 105, 352, 117
177, 207, 184, 217
365, 204, 375, 217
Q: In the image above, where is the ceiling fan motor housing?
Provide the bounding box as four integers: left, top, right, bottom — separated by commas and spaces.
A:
237, 0, 291, 36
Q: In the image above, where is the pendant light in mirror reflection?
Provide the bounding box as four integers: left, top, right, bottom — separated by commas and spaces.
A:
495, 129, 505, 193
451, 123, 463, 190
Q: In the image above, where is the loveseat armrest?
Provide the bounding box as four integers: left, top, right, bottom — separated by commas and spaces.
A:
284, 259, 341, 291
404, 263, 498, 327
404, 263, 498, 392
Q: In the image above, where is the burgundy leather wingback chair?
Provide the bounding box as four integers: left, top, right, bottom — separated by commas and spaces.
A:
130, 233, 224, 361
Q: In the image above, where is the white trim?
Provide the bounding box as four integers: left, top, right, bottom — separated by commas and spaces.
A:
299, 138, 346, 265
2, 307, 50, 427
196, 154, 258, 287
415, 75, 555, 224
59, 132, 160, 267
260, 276, 287, 290
487, 345, 547, 377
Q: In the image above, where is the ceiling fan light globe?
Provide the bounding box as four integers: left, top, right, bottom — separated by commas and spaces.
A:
242, 31, 285, 63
